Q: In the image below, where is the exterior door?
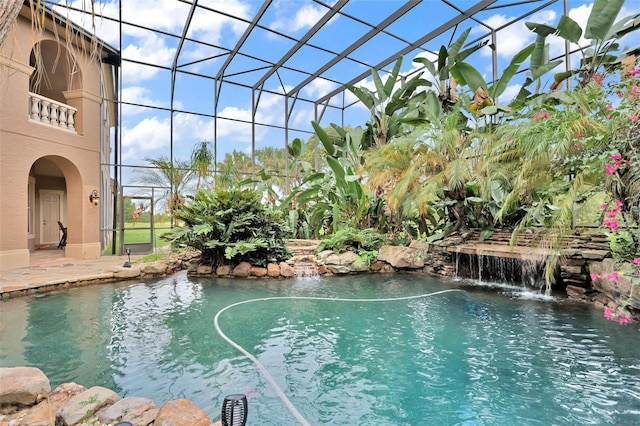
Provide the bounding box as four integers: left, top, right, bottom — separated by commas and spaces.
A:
40, 191, 63, 245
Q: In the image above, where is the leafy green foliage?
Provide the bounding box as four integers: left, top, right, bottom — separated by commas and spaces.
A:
163, 189, 291, 267
314, 227, 385, 256
607, 231, 637, 261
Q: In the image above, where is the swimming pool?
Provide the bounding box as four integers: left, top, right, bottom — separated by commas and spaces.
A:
1, 272, 638, 425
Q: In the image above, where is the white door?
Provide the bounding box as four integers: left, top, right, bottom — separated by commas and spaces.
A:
40, 191, 64, 245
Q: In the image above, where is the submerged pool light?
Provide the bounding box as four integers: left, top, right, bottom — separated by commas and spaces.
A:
221, 394, 248, 426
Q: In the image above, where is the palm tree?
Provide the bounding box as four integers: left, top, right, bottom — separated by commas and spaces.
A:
135, 157, 195, 218
190, 140, 214, 189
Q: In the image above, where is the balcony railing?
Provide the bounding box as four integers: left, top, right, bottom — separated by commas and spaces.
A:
28, 92, 77, 132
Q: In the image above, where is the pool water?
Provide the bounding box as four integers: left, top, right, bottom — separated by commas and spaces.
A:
1, 272, 639, 425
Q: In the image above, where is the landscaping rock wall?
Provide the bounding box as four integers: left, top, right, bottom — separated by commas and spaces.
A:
0, 366, 219, 426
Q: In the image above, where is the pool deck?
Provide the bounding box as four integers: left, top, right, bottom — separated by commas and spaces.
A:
0, 249, 146, 299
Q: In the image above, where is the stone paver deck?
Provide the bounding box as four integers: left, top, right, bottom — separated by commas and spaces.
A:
0, 250, 146, 299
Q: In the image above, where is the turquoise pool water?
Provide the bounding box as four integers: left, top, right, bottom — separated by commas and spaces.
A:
1, 272, 639, 425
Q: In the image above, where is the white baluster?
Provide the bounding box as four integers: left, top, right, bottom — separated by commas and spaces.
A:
30, 96, 41, 120
67, 109, 75, 131
59, 107, 68, 128
40, 100, 50, 124
50, 103, 59, 127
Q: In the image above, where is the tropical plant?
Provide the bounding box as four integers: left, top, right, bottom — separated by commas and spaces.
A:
525, 0, 640, 90
163, 189, 291, 267
346, 57, 431, 148
191, 140, 214, 189
134, 157, 195, 217
314, 227, 385, 257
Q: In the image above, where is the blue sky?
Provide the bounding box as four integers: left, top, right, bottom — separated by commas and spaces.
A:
52, 0, 640, 186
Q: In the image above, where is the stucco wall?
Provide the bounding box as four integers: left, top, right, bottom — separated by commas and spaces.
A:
0, 10, 106, 270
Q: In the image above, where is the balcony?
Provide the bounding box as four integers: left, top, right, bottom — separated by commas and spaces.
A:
28, 92, 77, 132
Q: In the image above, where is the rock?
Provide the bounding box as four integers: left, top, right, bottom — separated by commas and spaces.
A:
288, 254, 317, 264
143, 262, 168, 275
114, 265, 142, 279
315, 250, 334, 264
196, 265, 213, 275
250, 266, 267, 277
0, 367, 50, 406
377, 245, 424, 269
97, 396, 155, 424
155, 398, 211, 426
279, 262, 295, 278
581, 250, 609, 260
55, 386, 120, 426
216, 265, 231, 276
566, 285, 588, 300
232, 262, 252, 277
267, 263, 280, 277
325, 251, 363, 274
4, 383, 86, 426
369, 260, 384, 271
316, 264, 327, 274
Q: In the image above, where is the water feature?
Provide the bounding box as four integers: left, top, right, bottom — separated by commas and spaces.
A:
454, 251, 548, 289
1, 272, 639, 425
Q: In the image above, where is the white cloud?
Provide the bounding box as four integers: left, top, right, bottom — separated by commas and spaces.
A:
302, 77, 339, 100
120, 86, 174, 116
269, 0, 333, 33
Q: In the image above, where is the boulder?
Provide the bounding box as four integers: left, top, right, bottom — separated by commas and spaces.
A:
279, 262, 295, 278
155, 398, 211, 426
232, 262, 252, 277
143, 262, 168, 275
288, 254, 317, 264
196, 265, 213, 275
324, 251, 369, 274
216, 265, 231, 276
97, 396, 156, 424
55, 386, 120, 426
4, 382, 86, 426
250, 266, 267, 277
114, 265, 142, 279
377, 245, 424, 269
0, 367, 50, 406
267, 263, 280, 277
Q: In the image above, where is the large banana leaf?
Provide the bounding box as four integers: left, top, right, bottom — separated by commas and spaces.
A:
312, 120, 336, 156
586, 0, 624, 40
450, 61, 487, 93
490, 43, 534, 100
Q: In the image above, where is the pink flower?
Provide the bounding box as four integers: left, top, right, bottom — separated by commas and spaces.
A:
606, 271, 620, 281
604, 307, 616, 319
590, 273, 600, 281
575, 143, 583, 149
576, 133, 584, 139
634, 258, 640, 267
633, 67, 640, 77
631, 115, 638, 122
615, 199, 624, 208
618, 316, 633, 325
605, 163, 616, 175
631, 85, 639, 97
600, 203, 608, 209
617, 91, 624, 98
603, 219, 619, 231
607, 114, 612, 120
607, 104, 613, 110
606, 209, 618, 218
610, 153, 622, 160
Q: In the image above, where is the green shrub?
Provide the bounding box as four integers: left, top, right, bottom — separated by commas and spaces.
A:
163, 189, 291, 267
607, 231, 637, 261
314, 227, 385, 255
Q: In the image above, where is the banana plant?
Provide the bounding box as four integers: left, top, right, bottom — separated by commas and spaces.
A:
447, 42, 534, 119
525, 0, 640, 88
346, 57, 432, 148
413, 27, 489, 114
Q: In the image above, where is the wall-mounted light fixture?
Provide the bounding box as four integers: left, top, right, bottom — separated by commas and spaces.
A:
89, 189, 100, 206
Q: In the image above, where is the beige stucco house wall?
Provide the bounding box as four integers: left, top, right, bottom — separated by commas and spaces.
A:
0, 3, 118, 271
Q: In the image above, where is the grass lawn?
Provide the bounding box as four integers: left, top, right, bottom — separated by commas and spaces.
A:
103, 221, 172, 255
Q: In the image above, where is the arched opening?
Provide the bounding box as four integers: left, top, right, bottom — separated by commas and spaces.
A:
29, 40, 82, 100
28, 40, 83, 132
28, 156, 84, 257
